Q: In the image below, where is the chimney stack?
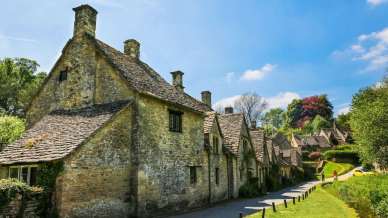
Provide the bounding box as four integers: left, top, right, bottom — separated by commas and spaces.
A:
171, 71, 184, 91
124, 39, 140, 59
73, 4, 97, 38
201, 91, 212, 108
225, 107, 234, 114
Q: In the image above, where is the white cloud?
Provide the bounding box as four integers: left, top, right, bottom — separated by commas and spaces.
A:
213, 91, 300, 113
212, 95, 241, 111
265, 92, 301, 109
240, 64, 276, 81
367, 0, 388, 6
336, 106, 350, 116
336, 27, 388, 72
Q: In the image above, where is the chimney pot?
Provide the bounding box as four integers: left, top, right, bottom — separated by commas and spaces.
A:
225, 107, 234, 114
124, 39, 140, 59
171, 71, 184, 91
73, 4, 97, 38
201, 91, 212, 108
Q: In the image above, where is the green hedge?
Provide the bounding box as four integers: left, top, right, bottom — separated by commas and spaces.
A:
323, 150, 359, 163
0, 179, 42, 209
324, 175, 388, 218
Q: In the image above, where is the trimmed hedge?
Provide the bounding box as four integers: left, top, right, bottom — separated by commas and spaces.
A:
323, 150, 359, 163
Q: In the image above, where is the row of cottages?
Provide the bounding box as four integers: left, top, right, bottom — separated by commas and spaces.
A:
290, 123, 352, 152
0, 5, 271, 218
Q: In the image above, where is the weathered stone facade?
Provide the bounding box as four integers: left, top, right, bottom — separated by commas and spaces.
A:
0, 4, 268, 218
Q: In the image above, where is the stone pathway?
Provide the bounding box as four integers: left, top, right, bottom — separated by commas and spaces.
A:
169, 167, 361, 218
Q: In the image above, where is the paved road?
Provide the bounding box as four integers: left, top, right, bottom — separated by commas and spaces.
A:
169, 167, 361, 218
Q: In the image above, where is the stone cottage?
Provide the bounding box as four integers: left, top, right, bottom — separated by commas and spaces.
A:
0, 4, 253, 218
218, 107, 260, 191
249, 126, 270, 189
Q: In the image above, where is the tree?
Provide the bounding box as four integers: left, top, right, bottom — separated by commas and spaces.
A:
336, 113, 351, 131
0, 58, 47, 116
262, 108, 284, 135
311, 115, 331, 133
234, 92, 267, 127
350, 80, 388, 168
285, 95, 333, 128
0, 115, 25, 150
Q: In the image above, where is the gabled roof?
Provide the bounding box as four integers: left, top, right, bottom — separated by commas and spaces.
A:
90, 36, 211, 113
272, 132, 291, 150
249, 128, 267, 163
218, 113, 245, 155
305, 135, 331, 148
204, 111, 217, 134
0, 101, 130, 165
292, 134, 307, 147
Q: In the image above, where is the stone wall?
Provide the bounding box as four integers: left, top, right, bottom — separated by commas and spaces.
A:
0, 193, 41, 218
55, 106, 133, 218
136, 95, 209, 217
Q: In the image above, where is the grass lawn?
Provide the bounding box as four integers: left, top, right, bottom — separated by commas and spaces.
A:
321, 161, 354, 178
247, 187, 358, 218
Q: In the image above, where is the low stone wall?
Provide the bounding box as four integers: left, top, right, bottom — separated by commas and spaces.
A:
0, 193, 42, 218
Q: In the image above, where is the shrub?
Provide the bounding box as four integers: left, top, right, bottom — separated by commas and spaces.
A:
308, 151, 321, 160
334, 145, 353, 151
0, 179, 43, 208
239, 178, 261, 198
323, 150, 359, 163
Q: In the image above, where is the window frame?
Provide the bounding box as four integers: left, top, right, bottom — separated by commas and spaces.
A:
215, 168, 220, 185
213, 136, 219, 154
8, 165, 38, 186
169, 110, 183, 133
59, 69, 68, 82
189, 166, 197, 185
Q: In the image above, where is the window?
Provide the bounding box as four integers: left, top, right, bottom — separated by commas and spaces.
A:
215, 168, 219, 185
243, 139, 248, 151
189, 166, 197, 184
8, 166, 38, 186
213, 136, 219, 154
59, 69, 68, 82
169, 110, 183, 132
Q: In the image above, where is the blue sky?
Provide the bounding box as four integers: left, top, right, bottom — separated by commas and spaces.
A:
1, 0, 388, 116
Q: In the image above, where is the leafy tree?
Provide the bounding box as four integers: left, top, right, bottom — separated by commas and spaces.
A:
311, 115, 331, 133
0, 115, 25, 150
262, 108, 284, 130
336, 113, 351, 131
350, 81, 388, 168
285, 95, 333, 128
234, 92, 267, 127
0, 58, 47, 116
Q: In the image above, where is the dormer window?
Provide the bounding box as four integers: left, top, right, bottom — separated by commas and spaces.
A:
59, 69, 68, 82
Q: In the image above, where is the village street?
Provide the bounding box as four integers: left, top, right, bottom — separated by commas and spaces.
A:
170, 167, 361, 218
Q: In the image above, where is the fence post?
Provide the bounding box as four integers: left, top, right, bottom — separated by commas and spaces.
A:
272, 202, 276, 212
262, 208, 266, 218
284, 199, 288, 208
298, 196, 300, 202
293, 197, 296, 205
302, 194, 305, 200
239, 212, 243, 218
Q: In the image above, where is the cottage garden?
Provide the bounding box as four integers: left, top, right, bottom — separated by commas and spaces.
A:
0, 4, 387, 218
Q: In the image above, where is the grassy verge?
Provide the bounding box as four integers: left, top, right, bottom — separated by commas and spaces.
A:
324, 174, 388, 218
247, 187, 358, 218
320, 161, 354, 178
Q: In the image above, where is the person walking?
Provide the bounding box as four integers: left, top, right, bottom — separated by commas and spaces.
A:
333, 170, 338, 181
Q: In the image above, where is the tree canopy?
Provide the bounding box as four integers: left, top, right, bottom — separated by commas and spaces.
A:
350, 80, 388, 167
285, 95, 333, 128
0, 115, 25, 150
0, 58, 47, 116
234, 92, 267, 127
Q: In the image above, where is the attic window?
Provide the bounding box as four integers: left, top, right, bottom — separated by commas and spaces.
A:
59, 69, 68, 82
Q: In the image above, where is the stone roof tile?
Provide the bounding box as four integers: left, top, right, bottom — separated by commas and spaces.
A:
218, 113, 244, 155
